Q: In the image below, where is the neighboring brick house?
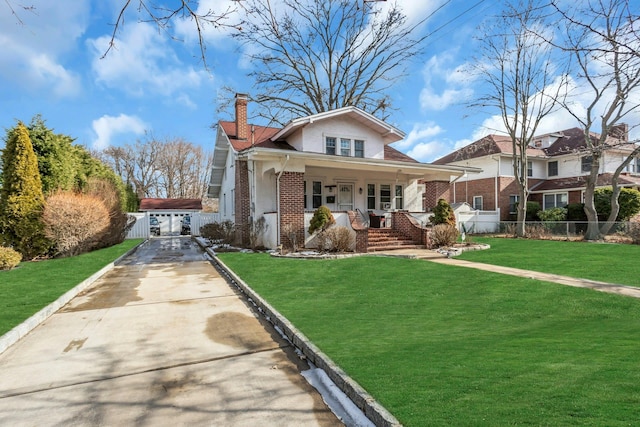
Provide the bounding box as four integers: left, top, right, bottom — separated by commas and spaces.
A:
207, 93, 479, 251
427, 124, 640, 221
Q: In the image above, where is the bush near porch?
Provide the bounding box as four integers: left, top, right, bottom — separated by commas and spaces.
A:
218, 250, 640, 426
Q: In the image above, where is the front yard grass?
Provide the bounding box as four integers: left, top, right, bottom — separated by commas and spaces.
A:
460, 237, 640, 286
218, 252, 640, 426
0, 239, 142, 336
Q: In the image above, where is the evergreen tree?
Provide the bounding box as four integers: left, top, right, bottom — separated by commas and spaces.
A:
0, 122, 50, 258
26, 114, 78, 195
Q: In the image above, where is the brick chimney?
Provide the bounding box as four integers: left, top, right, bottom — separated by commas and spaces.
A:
608, 123, 629, 142
235, 93, 249, 140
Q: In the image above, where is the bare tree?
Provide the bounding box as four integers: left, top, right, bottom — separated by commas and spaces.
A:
231, 0, 429, 124
101, 135, 212, 199
471, 0, 568, 237
157, 137, 212, 198
103, 0, 241, 70
551, 0, 640, 240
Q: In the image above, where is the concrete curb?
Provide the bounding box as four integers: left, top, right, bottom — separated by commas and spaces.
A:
199, 243, 401, 427
0, 240, 147, 356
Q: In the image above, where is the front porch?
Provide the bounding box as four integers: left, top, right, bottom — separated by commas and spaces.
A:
260, 210, 432, 253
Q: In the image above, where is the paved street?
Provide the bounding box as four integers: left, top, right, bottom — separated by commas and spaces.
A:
0, 237, 340, 426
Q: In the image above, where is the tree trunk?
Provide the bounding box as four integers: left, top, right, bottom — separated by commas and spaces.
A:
583, 157, 601, 240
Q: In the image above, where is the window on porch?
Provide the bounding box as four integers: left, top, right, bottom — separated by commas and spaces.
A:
380, 184, 391, 210
395, 185, 403, 210
367, 184, 376, 209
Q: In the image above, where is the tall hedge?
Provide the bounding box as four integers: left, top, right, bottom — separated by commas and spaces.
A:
0, 123, 50, 258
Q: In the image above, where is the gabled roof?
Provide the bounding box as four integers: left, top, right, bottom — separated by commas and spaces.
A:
270, 106, 405, 144
530, 173, 640, 192
384, 145, 418, 163
139, 198, 202, 211
434, 126, 631, 165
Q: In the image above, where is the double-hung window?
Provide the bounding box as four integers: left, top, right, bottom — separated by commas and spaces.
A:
312, 181, 322, 209
473, 196, 483, 210
354, 140, 364, 158
325, 137, 336, 155
340, 138, 351, 156
509, 195, 519, 214
548, 161, 558, 177
380, 185, 391, 209
544, 193, 568, 210
581, 156, 593, 173
367, 184, 376, 209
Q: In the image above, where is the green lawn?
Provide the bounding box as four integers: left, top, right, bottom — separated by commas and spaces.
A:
460, 237, 640, 286
0, 239, 142, 336
218, 252, 640, 426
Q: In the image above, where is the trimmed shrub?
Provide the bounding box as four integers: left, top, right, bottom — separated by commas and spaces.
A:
526, 201, 541, 221
84, 178, 130, 249
308, 205, 335, 234
594, 187, 640, 221
431, 223, 459, 247
430, 199, 456, 226
567, 203, 587, 221
200, 221, 235, 244
43, 191, 110, 257
537, 207, 567, 222
0, 246, 22, 270
325, 226, 353, 252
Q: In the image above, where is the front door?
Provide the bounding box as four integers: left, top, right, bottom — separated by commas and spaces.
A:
337, 184, 353, 211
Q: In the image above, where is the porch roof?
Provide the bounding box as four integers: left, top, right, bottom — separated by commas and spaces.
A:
239, 147, 481, 181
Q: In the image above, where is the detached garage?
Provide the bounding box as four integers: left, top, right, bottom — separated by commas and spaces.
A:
139, 198, 202, 236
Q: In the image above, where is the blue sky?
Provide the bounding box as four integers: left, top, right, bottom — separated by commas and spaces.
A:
1, 0, 638, 163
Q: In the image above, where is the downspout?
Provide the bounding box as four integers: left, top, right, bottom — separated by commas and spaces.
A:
276, 155, 290, 246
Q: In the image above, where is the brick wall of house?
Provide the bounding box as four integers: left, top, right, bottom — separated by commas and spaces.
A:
452, 177, 497, 210
569, 190, 582, 205
235, 159, 250, 245
279, 172, 305, 249
423, 181, 450, 211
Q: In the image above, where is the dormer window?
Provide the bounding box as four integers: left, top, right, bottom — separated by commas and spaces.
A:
325, 137, 336, 155
325, 136, 365, 157
340, 138, 351, 156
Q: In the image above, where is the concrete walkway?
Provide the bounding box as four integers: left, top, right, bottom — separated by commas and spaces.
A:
0, 237, 341, 426
374, 248, 640, 299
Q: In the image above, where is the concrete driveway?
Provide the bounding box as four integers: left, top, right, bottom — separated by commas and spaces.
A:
0, 237, 341, 426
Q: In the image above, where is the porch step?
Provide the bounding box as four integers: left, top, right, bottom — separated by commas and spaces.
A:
367, 228, 424, 252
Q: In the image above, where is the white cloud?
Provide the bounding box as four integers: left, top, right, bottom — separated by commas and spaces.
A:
88, 22, 209, 97
407, 140, 452, 163
0, 1, 88, 97
395, 122, 443, 150
419, 53, 475, 111
91, 114, 147, 150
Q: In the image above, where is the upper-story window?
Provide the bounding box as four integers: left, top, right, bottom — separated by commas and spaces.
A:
325, 137, 336, 155
354, 140, 364, 158
627, 158, 640, 174
527, 160, 533, 177
548, 161, 558, 177
325, 136, 365, 157
581, 156, 593, 173
340, 138, 351, 156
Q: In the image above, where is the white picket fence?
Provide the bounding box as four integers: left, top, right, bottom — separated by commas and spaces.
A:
125, 212, 221, 239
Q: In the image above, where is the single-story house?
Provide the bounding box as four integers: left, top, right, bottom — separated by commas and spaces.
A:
207, 93, 480, 251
